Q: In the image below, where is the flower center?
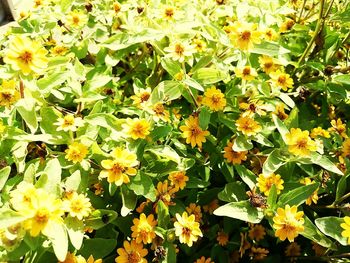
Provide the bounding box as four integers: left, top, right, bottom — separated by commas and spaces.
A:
191, 126, 202, 136
70, 200, 84, 213
182, 227, 191, 237
72, 16, 80, 25
35, 209, 49, 224
296, 138, 308, 149
114, 3, 121, 13
140, 92, 150, 102
278, 75, 286, 85
128, 252, 141, 263
243, 67, 251, 76
264, 62, 273, 69
165, 8, 174, 18
19, 51, 33, 64
112, 163, 125, 175
241, 31, 251, 41
175, 44, 185, 56
211, 94, 220, 103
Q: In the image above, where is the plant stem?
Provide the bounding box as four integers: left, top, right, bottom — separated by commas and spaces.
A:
298, 0, 307, 23
332, 191, 350, 206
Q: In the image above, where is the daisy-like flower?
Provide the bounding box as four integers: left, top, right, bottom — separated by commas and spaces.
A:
151, 102, 170, 122
258, 55, 280, 74
235, 115, 262, 136
257, 173, 284, 196
274, 103, 289, 120
186, 203, 202, 222
131, 213, 157, 244
155, 180, 177, 208
248, 224, 266, 241
341, 216, 350, 244
164, 41, 196, 63
99, 147, 139, 186
4, 36, 48, 75
228, 21, 262, 51
65, 142, 88, 164
179, 116, 210, 148
249, 247, 269, 261
299, 177, 319, 205
66, 10, 88, 28
62, 192, 92, 220
192, 38, 207, 53
234, 66, 258, 81
55, 114, 84, 132
168, 171, 189, 190
342, 138, 350, 157
123, 118, 151, 140
202, 86, 226, 111
195, 256, 214, 263
0, 79, 20, 107
286, 128, 317, 156
269, 70, 294, 91
116, 240, 148, 263
329, 118, 348, 139
10, 182, 38, 212
130, 87, 151, 108
217, 231, 229, 246
280, 19, 295, 33
174, 212, 203, 247
273, 205, 304, 242
162, 6, 178, 20
310, 127, 330, 139
239, 100, 269, 117
50, 45, 69, 56
223, 142, 248, 164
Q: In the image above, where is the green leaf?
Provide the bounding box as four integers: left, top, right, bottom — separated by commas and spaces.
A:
157, 201, 170, 229
277, 183, 320, 207
218, 182, 247, 202
336, 174, 349, 200
213, 200, 264, 223
199, 107, 211, 130
150, 81, 183, 104
64, 170, 81, 192
36, 158, 61, 196
47, 223, 68, 262
262, 149, 286, 175
301, 216, 335, 249
79, 238, 117, 259
272, 114, 289, 143
235, 165, 256, 190
267, 184, 277, 209
315, 217, 348, 246
284, 107, 299, 129
65, 217, 84, 250
190, 56, 212, 73
121, 185, 137, 217
16, 98, 38, 133
183, 77, 204, 92
161, 241, 177, 263
151, 125, 172, 141
128, 172, 157, 202
252, 134, 274, 147
0, 209, 27, 229
309, 152, 343, 175
232, 136, 253, 151
333, 74, 350, 86
161, 58, 182, 77
0, 166, 11, 191
252, 41, 290, 56
85, 209, 118, 230
192, 68, 228, 85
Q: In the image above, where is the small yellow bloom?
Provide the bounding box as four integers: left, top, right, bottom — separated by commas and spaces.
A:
4, 36, 48, 75
51, 45, 69, 56
269, 70, 294, 91
235, 115, 262, 136
0, 80, 20, 107
217, 231, 229, 246
257, 173, 284, 196
186, 203, 202, 222
100, 147, 139, 186
155, 180, 177, 208
342, 138, 350, 157
55, 114, 84, 132
223, 142, 247, 164
234, 66, 258, 81
168, 171, 189, 190
273, 205, 304, 242
299, 178, 319, 205
174, 212, 203, 247
310, 127, 330, 139
67, 10, 88, 28
151, 102, 170, 122
164, 42, 196, 63
249, 247, 269, 261
258, 55, 280, 74
280, 19, 295, 33
195, 256, 214, 263
341, 216, 350, 244
202, 86, 226, 111
131, 213, 157, 244
264, 27, 279, 41
10, 182, 38, 212
65, 142, 88, 163
123, 118, 151, 140
274, 103, 288, 120
228, 21, 262, 51
116, 240, 148, 263
62, 192, 92, 220
192, 38, 207, 53
329, 118, 348, 139
286, 128, 317, 156
179, 116, 210, 148
130, 88, 151, 108
248, 224, 266, 241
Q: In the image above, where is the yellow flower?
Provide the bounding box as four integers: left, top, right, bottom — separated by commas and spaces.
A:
269, 70, 294, 91
257, 173, 284, 196
55, 114, 84, 132
234, 66, 258, 81
131, 88, 151, 108
280, 19, 295, 33
174, 212, 203, 247
299, 178, 318, 205
67, 10, 88, 28
100, 147, 138, 186
179, 116, 210, 148
164, 42, 196, 63
235, 115, 262, 136
59, 252, 77, 263
258, 55, 280, 74
273, 205, 304, 242
186, 203, 202, 222
192, 38, 207, 53
202, 86, 226, 111
342, 138, 350, 157
65, 142, 88, 163
329, 118, 348, 138
22, 191, 64, 237
286, 128, 317, 156
195, 256, 214, 263
131, 213, 157, 244
0, 80, 20, 107
249, 247, 269, 261
248, 224, 266, 241
123, 118, 151, 140
10, 182, 38, 212
310, 127, 330, 139
155, 180, 177, 209
285, 242, 301, 258
223, 142, 247, 164
168, 171, 189, 190
264, 27, 279, 41
273, 103, 288, 120
51, 45, 69, 56
116, 240, 148, 263
217, 231, 229, 246
62, 192, 92, 220
341, 216, 350, 244
228, 21, 262, 51
151, 102, 170, 122
4, 36, 48, 75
